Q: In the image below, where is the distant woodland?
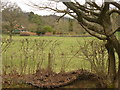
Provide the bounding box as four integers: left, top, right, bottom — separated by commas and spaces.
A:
2, 2, 119, 36
2, 3, 86, 35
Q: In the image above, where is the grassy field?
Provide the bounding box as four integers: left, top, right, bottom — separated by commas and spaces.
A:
2, 35, 100, 74
117, 32, 120, 40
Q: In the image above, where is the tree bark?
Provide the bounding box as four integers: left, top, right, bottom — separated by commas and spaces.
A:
105, 40, 116, 87
109, 35, 120, 88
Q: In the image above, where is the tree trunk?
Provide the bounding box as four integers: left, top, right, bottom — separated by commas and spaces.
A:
9, 30, 13, 41
109, 35, 120, 88
118, 57, 120, 89
105, 40, 116, 87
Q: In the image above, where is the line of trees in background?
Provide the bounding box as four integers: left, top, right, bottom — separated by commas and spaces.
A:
2, 2, 87, 38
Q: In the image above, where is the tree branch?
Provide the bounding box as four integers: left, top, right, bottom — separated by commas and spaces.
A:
86, 2, 101, 10
25, 1, 67, 13
79, 18, 105, 35
73, 2, 100, 16
57, 13, 67, 22
80, 22, 107, 40
111, 2, 120, 10
108, 27, 120, 37
108, 9, 120, 15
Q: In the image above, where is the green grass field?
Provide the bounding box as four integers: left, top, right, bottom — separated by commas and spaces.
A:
117, 32, 120, 40
2, 35, 100, 74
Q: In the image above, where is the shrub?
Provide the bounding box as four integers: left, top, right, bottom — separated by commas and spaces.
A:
36, 30, 46, 35
43, 25, 53, 32
36, 25, 53, 35
79, 40, 107, 77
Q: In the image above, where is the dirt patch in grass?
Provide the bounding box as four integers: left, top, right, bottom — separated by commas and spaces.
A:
2, 69, 107, 88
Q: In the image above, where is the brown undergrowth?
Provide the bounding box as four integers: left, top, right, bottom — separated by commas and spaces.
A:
2, 69, 107, 88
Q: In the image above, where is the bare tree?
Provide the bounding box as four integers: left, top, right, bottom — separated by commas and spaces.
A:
27, 0, 120, 88
2, 2, 23, 40
63, 1, 120, 88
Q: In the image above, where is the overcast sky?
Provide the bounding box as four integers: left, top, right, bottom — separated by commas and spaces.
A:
2, 0, 68, 16
2, 0, 119, 16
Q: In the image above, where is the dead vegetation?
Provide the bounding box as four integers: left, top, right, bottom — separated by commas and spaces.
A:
2, 69, 107, 88
2, 38, 109, 88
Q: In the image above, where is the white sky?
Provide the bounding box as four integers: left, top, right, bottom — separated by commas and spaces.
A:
2, 0, 67, 16
2, 0, 119, 16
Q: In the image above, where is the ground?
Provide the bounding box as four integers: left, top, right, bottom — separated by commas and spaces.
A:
2, 35, 110, 88
2, 69, 107, 88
